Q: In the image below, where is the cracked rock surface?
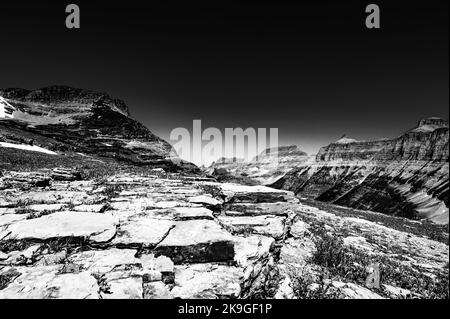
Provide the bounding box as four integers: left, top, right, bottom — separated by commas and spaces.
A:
0, 170, 448, 299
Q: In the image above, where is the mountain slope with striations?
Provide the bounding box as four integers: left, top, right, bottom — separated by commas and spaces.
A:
271, 118, 449, 224
0, 86, 197, 173
207, 145, 313, 185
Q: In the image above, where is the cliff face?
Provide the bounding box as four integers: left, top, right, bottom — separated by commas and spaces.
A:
317, 118, 449, 162
271, 118, 449, 224
0, 86, 197, 172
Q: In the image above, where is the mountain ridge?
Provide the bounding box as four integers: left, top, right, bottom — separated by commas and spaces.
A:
0, 86, 198, 173
271, 118, 449, 224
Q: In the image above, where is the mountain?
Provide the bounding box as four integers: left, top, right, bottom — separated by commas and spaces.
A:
0, 86, 198, 173
271, 118, 449, 224
316, 118, 449, 162
0, 88, 448, 299
207, 145, 313, 184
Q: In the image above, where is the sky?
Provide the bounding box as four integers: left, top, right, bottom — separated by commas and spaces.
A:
0, 1, 448, 164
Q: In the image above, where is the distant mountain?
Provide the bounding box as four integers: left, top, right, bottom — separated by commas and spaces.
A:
316, 117, 449, 162
0, 86, 198, 173
271, 118, 449, 224
207, 145, 312, 184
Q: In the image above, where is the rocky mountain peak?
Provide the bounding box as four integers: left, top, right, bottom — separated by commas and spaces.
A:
260, 145, 308, 157
0, 86, 201, 173
0, 85, 130, 117
418, 117, 449, 128
410, 117, 449, 133
335, 137, 359, 144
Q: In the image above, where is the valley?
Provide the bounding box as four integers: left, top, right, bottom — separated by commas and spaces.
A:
0, 86, 448, 299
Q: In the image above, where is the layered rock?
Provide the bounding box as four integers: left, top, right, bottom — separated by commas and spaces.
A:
0, 86, 197, 172
0, 169, 447, 299
317, 118, 449, 162
271, 118, 449, 224
208, 145, 313, 185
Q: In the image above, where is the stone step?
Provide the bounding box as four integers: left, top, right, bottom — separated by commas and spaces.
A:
154, 220, 235, 264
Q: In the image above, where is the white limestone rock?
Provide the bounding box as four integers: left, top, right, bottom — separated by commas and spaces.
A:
155, 220, 235, 263
172, 207, 214, 220
73, 204, 105, 213
0, 266, 99, 299
171, 263, 242, 299
113, 217, 174, 247
68, 248, 140, 274
188, 195, 222, 207
26, 204, 65, 212
3, 211, 117, 243
0, 214, 27, 227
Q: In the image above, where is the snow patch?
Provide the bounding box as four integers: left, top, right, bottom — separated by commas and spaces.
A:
335, 137, 359, 144
0, 97, 15, 119
0, 142, 57, 155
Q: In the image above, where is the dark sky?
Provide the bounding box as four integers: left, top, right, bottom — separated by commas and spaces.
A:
0, 1, 448, 159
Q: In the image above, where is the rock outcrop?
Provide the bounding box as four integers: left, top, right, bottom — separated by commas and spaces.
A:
0, 170, 447, 299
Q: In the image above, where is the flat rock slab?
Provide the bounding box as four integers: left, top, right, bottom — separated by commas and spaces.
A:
2, 211, 117, 243
0, 208, 16, 215
0, 214, 27, 227
155, 220, 235, 263
26, 204, 65, 212
110, 198, 155, 211
15, 191, 97, 205
113, 217, 174, 248
217, 183, 293, 203
0, 266, 99, 299
218, 215, 286, 239
73, 204, 105, 213
171, 207, 214, 220
219, 183, 289, 194
68, 248, 140, 273
171, 263, 243, 298
188, 195, 222, 207
226, 202, 299, 216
